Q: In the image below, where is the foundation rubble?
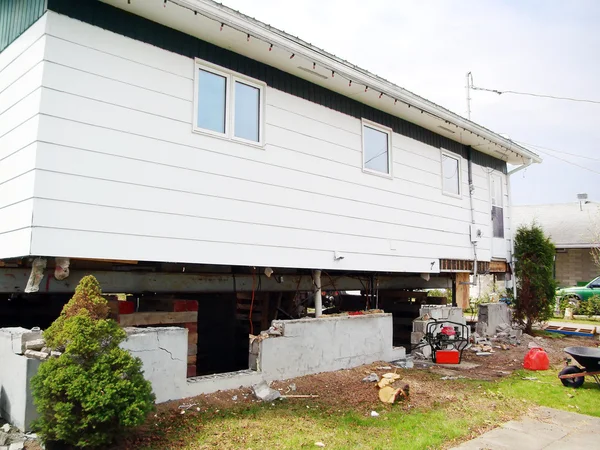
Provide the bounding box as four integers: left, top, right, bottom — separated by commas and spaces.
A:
0, 421, 37, 450
252, 380, 281, 402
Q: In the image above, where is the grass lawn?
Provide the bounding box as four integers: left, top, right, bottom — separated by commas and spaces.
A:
550, 318, 600, 326
122, 366, 600, 450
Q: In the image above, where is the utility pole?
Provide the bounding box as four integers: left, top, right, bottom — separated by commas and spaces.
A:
465, 72, 472, 120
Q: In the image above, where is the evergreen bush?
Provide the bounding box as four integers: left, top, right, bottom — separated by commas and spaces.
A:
513, 224, 557, 333
31, 276, 155, 448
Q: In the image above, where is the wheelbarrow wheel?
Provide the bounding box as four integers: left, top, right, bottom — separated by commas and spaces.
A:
559, 366, 585, 388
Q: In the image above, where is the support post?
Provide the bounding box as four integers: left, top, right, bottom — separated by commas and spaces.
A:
455, 273, 471, 310
313, 269, 322, 318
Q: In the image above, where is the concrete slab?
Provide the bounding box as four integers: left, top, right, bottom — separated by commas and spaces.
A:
451, 407, 600, 450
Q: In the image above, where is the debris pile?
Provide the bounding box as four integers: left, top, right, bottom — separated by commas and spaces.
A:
0, 422, 37, 450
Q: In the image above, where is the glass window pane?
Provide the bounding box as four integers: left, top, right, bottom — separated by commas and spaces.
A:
442, 154, 459, 195
363, 126, 389, 173
197, 69, 226, 133
234, 81, 260, 142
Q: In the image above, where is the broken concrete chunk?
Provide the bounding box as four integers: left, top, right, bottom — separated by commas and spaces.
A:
24, 349, 49, 360
51, 351, 62, 358
0, 432, 8, 446
25, 339, 45, 351
0, 424, 8, 433
362, 373, 379, 383
252, 381, 281, 402
9, 442, 25, 450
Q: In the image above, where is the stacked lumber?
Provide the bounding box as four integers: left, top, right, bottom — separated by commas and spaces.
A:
108, 297, 199, 377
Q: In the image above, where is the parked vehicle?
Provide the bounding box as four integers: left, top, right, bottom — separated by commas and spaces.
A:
556, 276, 600, 307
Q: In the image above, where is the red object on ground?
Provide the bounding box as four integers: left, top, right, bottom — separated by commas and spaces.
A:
435, 349, 460, 364
348, 311, 364, 316
118, 301, 135, 315
523, 347, 550, 370
440, 326, 456, 336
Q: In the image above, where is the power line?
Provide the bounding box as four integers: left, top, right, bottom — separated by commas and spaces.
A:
470, 85, 600, 105
523, 147, 600, 176
515, 141, 600, 162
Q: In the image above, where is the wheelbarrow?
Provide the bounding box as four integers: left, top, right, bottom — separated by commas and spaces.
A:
558, 346, 600, 388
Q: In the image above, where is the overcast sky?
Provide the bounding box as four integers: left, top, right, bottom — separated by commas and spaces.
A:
222, 0, 600, 205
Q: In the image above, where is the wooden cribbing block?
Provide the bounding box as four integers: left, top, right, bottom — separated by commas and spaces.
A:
188, 332, 198, 345
118, 311, 198, 327
187, 355, 197, 365
187, 365, 197, 377
173, 300, 199, 312
187, 344, 197, 356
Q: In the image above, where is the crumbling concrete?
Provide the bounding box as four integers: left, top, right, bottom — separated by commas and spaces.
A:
0, 329, 41, 431
476, 303, 511, 336
121, 327, 188, 403
253, 313, 405, 380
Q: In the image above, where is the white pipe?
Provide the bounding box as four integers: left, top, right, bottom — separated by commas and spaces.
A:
507, 158, 533, 176
467, 152, 478, 282
313, 269, 322, 318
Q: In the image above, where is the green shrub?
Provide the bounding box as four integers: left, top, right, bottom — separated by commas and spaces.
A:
579, 294, 600, 317
513, 224, 557, 333
31, 276, 155, 448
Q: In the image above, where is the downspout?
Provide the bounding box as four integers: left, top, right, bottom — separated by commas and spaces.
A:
467, 147, 478, 282
507, 158, 533, 299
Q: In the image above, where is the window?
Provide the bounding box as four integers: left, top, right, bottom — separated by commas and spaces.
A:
197, 69, 228, 134
441, 151, 461, 197
362, 120, 392, 176
490, 173, 504, 238
194, 60, 264, 145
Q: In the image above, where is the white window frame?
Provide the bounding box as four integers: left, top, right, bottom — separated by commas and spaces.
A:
440, 149, 462, 198
361, 119, 393, 179
193, 58, 266, 147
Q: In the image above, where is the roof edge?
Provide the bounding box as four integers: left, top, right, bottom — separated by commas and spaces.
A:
174, 0, 541, 164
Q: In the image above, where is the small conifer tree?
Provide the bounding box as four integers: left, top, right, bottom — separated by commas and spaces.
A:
513, 224, 557, 333
32, 276, 155, 448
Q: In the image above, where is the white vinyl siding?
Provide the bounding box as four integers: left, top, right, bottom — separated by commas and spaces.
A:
0, 15, 47, 258
22, 12, 507, 271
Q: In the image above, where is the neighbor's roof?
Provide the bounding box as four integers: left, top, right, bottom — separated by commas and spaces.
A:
512, 202, 600, 248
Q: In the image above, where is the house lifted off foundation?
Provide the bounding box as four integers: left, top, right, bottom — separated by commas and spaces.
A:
0, 0, 540, 410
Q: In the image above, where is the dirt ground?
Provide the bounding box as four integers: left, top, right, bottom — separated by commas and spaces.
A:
151, 332, 598, 415
24, 332, 599, 450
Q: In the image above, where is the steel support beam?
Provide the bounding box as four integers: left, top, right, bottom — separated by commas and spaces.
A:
0, 270, 452, 294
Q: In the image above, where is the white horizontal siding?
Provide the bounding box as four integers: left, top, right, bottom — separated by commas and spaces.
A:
0, 17, 45, 259
29, 12, 505, 270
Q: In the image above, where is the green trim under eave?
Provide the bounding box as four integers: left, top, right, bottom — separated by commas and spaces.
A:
0, 0, 47, 53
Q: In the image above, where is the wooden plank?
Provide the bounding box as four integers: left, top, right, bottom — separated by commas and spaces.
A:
455, 273, 470, 310
489, 260, 507, 273
187, 355, 197, 365
188, 332, 198, 345
118, 311, 198, 327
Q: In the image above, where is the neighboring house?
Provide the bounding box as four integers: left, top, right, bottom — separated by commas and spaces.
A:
513, 202, 599, 287
1, 0, 540, 381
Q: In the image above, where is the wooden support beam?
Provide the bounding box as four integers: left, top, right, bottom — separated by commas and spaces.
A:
118, 311, 197, 327
0, 269, 453, 293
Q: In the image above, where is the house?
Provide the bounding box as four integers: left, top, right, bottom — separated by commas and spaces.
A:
513, 201, 599, 287
1, 0, 540, 404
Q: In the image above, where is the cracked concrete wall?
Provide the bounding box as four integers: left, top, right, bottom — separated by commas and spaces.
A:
0, 328, 41, 431
258, 313, 405, 380
121, 327, 188, 403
